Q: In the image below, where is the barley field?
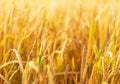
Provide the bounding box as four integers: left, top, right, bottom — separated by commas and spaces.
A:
0, 0, 120, 84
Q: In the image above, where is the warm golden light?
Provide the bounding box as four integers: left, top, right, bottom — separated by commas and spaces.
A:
0, 0, 120, 84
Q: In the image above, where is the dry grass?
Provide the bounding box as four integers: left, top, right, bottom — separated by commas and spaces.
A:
0, 0, 120, 84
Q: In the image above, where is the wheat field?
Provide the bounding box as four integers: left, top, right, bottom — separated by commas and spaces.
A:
0, 0, 120, 84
